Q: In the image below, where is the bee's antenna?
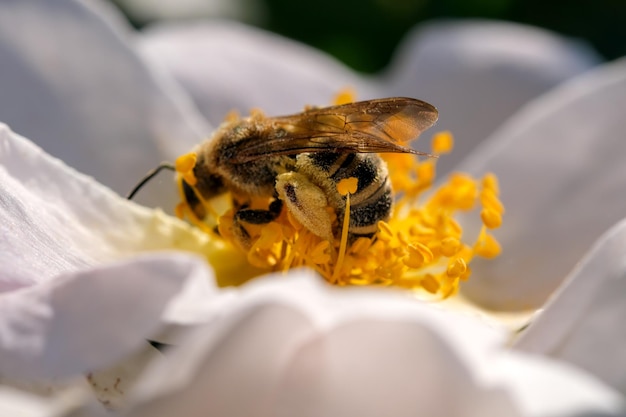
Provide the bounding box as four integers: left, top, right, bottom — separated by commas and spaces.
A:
127, 162, 176, 200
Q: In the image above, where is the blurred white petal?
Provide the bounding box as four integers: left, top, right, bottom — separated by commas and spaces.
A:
127, 273, 624, 417
515, 217, 626, 394
0, 385, 106, 417
127, 273, 511, 417
138, 20, 380, 126
0, 0, 210, 207
387, 20, 601, 174
275, 320, 518, 417
86, 340, 164, 409
0, 253, 214, 379
482, 353, 625, 417
0, 126, 251, 382
457, 58, 626, 310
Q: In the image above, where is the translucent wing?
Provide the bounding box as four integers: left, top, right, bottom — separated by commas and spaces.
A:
231, 97, 438, 163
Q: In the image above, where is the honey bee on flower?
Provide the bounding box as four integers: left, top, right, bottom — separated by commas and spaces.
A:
129, 93, 504, 299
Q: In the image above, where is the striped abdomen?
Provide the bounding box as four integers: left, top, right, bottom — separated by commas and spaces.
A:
298, 152, 392, 239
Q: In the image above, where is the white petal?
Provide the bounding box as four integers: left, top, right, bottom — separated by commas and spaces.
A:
127, 276, 515, 417
0, 385, 106, 417
86, 340, 164, 410
205, 270, 507, 364
138, 21, 380, 126
457, 58, 626, 310
0, 253, 214, 379
0, 128, 254, 378
483, 353, 625, 417
0, 0, 209, 206
274, 320, 518, 417
126, 272, 623, 417
129, 300, 317, 417
0, 125, 253, 288
386, 20, 601, 174
514, 217, 626, 394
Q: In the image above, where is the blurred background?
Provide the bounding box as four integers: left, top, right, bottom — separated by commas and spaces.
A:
108, 0, 624, 73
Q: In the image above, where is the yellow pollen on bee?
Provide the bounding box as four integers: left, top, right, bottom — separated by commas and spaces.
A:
224, 110, 240, 122
249, 108, 265, 120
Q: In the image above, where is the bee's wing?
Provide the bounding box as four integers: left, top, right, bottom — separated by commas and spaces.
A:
232, 97, 439, 163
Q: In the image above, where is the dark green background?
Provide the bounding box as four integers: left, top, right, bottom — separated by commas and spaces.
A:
118, 0, 625, 73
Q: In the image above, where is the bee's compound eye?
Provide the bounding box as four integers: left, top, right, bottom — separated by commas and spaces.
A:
276, 172, 333, 242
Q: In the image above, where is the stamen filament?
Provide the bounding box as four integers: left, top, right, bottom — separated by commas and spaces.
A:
332, 178, 357, 283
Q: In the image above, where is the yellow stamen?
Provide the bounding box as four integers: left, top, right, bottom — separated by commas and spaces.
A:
432, 131, 454, 154
333, 87, 356, 105
310, 241, 331, 264
377, 221, 394, 242
175, 153, 198, 186
482, 172, 500, 195
474, 228, 502, 258
174, 202, 186, 220
332, 178, 358, 282
421, 274, 440, 294
446, 258, 467, 278
405, 242, 434, 268
416, 160, 435, 186
481, 188, 505, 214
440, 236, 461, 257
481, 208, 502, 229
337, 177, 358, 195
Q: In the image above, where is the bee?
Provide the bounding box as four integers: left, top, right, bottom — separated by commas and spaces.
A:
129, 98, 438, 249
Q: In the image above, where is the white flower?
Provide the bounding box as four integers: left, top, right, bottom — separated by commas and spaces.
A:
0, 0, 625, 415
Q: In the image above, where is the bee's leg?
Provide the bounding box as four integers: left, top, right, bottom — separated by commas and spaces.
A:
235, 199, 283, 224
275, 172, 334, 242
231, 199, 283, 249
